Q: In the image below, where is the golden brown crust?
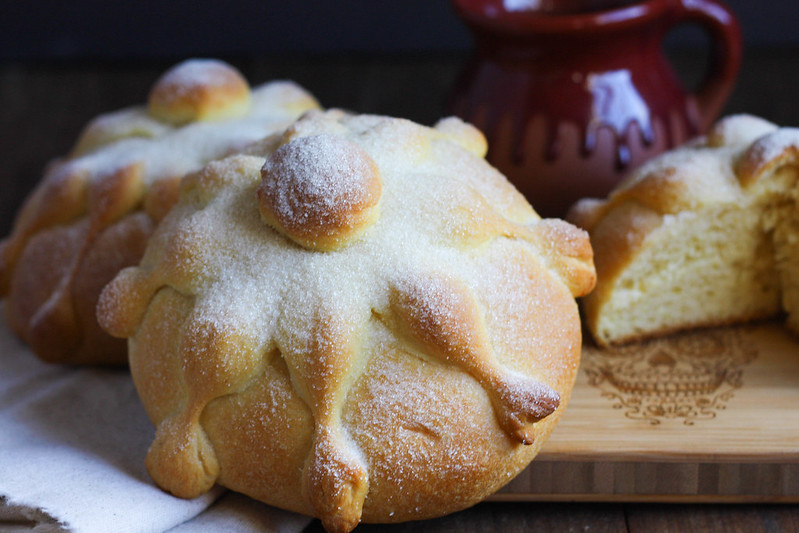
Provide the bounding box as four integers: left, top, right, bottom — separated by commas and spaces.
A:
147, 59, 251, 125
70, 109, 169, 157
143, 175, 183, 222
737, 129, 799, 186
5, 220, 88, 361
71, 213, 155, 363
565, 197, 606, 233
0, 164, 89, 294
572, 114, 799, 346
526, 219, 596, 298
1, 59, 320, 365
257, 134, 383, 251
432, 116, 488, 157
98, 110, 594, 531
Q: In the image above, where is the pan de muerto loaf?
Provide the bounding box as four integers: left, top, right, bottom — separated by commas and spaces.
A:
98, 109, 595, 531
0, 59, 319, 364
569, 114, 799, 346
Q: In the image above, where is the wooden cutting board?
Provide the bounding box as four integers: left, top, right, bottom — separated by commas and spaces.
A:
492, 322, 799, 503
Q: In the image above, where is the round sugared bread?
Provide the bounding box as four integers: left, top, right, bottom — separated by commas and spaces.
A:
98, 110, 595, 532
568, 114, 799, 346
0, 58, 319, 364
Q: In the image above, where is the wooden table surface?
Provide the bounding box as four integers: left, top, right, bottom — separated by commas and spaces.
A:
1, 49, 799, 532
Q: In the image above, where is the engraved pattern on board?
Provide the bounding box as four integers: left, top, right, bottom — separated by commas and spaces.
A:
582, 328, 759, 425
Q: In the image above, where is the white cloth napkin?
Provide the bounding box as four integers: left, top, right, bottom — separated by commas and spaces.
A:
0, 315, 312, 533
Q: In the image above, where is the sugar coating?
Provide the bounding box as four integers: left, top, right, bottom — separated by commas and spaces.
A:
99, 110, 593, 531
65, 81, 321, 190
0, 58, 320, 365
744, 128, 799, 173
706, 113, 777, 147
258, 133, 381, 248
147, 59, 252, 125
156, 59, 238, 95
263, 135, 374, 218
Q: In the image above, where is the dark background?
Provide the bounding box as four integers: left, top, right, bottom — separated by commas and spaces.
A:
1, 0, 796, 236
1, 0, 798, 60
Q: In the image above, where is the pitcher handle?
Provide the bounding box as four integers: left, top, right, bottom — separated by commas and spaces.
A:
669, 0, 742, 132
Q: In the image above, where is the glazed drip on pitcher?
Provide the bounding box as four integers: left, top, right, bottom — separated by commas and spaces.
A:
521, 69, 683, 171
452, 63, 698, 172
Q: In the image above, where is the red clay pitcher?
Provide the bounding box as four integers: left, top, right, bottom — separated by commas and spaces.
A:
449, 0, 742, 217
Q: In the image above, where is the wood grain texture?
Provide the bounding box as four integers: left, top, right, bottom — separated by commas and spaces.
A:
301, 501, 799, 532
302, 502, 629, 533
626, 503, 799, 533
492, 323, 799, 503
